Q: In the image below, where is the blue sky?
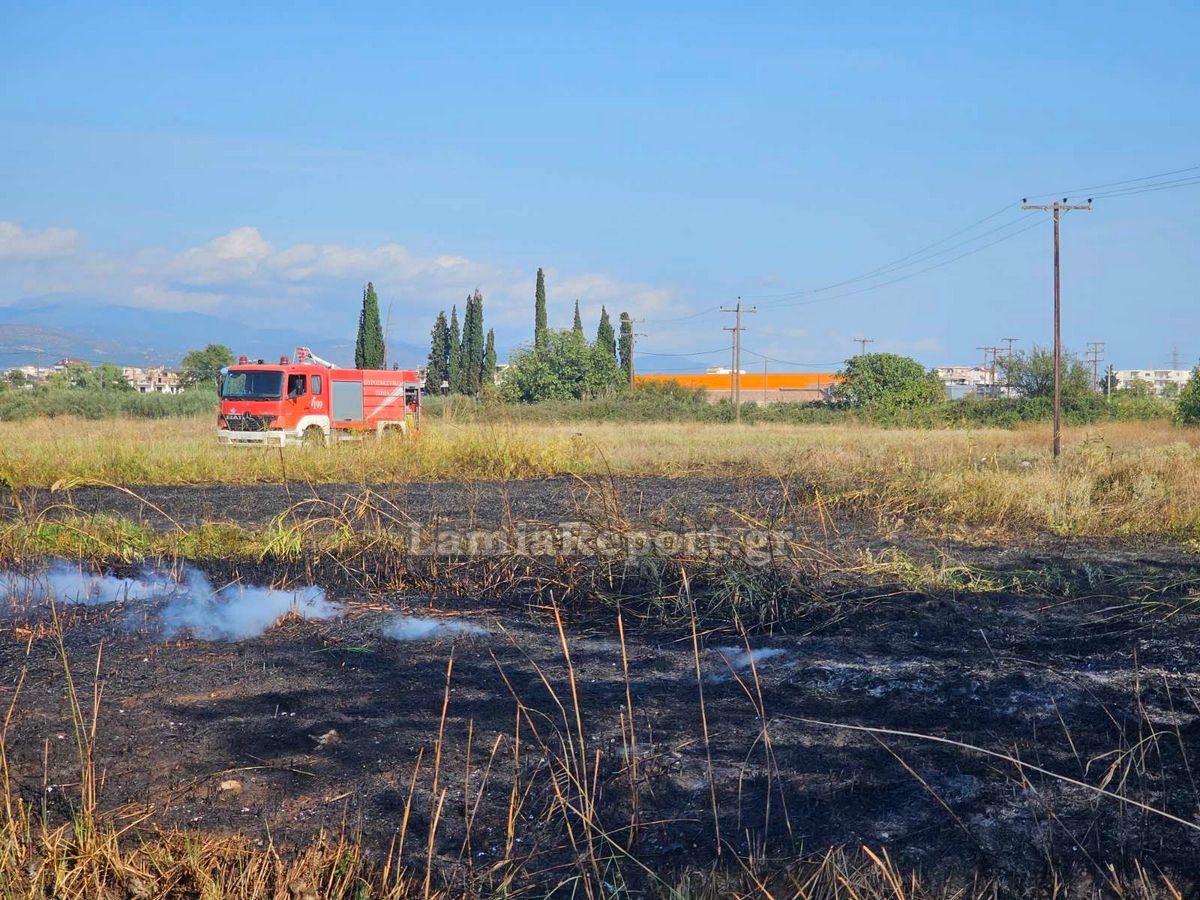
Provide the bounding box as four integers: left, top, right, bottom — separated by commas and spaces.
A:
1, 1, 1198, 370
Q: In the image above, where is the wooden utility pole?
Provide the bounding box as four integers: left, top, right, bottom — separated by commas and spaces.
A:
1001, 337, 1019, 397
1086, 341, 1105, 392
628, 319, 646, 388
987, 347, 1002, 396
853, 337, 875, 356
976, 346, 1000, 398
1022, 198, 1092, 459
721, 299, 756, 424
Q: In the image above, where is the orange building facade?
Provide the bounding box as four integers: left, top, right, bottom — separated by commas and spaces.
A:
635, 372, 841, 403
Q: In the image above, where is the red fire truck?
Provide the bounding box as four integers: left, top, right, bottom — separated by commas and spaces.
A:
217, 348, 422, 447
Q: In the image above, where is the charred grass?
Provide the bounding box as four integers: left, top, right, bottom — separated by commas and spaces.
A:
1, 485, 1200, 895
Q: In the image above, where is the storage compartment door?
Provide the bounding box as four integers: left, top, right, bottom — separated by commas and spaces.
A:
331, 380, 364, 422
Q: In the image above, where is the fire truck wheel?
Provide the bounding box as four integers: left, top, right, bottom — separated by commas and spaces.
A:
380, 423, 406, 440
301, 425, 326, 448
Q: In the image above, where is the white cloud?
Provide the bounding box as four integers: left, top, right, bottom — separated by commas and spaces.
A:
265, 241, 483, 284
0, 222, 677, 347
170, 226, 274, 284
551, 272, 676, 320
0, 222, 80, 261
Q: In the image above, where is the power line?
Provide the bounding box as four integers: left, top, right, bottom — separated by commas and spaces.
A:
745, 163, 1197, 308
652, 162, 1196, 324
759, 216, 1049, 311
642, 305, 723, 325
747, 208, 1034, 305
638, 347, 728, 357
782, 216, 1036, 306
1024, 164, 1200, 201
740, 347, 842, 369
1080, 176, 1200, 201
741, 203, 1020, 302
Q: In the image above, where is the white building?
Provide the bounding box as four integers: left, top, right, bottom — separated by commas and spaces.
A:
1, 365, 51, 385
1113, 368, 1193, 396
121, 366, 182, 394
935, 365, 1010, 399
11, 365, 51, 382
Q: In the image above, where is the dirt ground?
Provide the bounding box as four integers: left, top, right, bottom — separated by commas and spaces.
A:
4, 479, 1200, 892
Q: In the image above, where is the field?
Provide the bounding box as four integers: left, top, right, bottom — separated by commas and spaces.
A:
2, 415, 1200, 537
1, 416, 1200, 896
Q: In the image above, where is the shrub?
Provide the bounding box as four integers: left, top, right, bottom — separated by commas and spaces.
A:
1176, 367, 1200, 425
0, 387, 218, 421
831, 353, 945, 410
500, 330, 626, 403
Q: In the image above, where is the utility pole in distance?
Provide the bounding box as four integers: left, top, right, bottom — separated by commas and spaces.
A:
1086, 341, 1105, 392
987, 347, 1002, 397
721, 299, 756, 424
1001, 337, 1019, 397
628, 319, 646, 388
976, 346, 1000, 398
1022, 197, 1093, 459
853, 336, 875, 356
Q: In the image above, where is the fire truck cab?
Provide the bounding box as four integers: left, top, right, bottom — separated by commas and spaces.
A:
217, 348, 421, 447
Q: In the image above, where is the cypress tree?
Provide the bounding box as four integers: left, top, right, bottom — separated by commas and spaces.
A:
355, 282, 385, 369
448, 304, 462, 393
461, 290, 485, 394
596, 306, 616, 359
459, 293, 475, 393
484, 329, 496, 385
473, 291, 487, 388
426, 311, 450, 393
572, 299, 583, 337
534, 268, 548, 348
618, 312, 633, 385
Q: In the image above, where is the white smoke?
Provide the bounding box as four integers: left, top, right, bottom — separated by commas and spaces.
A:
0, 560, 339, 641
158, 569, 339, 641
383, 615, 487, 641
715, 646, 787, 671
707, 646, 789, 682
0, 560, 176, 607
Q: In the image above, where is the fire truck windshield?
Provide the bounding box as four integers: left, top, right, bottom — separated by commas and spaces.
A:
220, 370, 284, 401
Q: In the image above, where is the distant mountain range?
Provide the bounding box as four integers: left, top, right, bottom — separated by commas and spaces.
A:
0, 301, 426, 369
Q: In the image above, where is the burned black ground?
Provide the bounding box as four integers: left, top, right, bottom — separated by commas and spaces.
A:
3, 479, 1200, 894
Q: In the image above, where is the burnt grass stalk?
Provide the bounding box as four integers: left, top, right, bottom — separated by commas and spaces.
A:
5, 482, 1200, 622
2, 488, 1200, 895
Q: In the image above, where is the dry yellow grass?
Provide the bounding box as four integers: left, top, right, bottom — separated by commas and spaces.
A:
0, 416, 1199, 537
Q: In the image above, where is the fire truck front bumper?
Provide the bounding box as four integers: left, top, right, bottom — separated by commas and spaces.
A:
217, 429, 295, 447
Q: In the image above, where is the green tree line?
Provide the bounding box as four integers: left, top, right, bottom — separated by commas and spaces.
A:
425, 268, 633, 402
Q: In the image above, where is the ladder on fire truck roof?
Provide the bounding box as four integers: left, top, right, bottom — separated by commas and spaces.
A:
295, 347, 336, 368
